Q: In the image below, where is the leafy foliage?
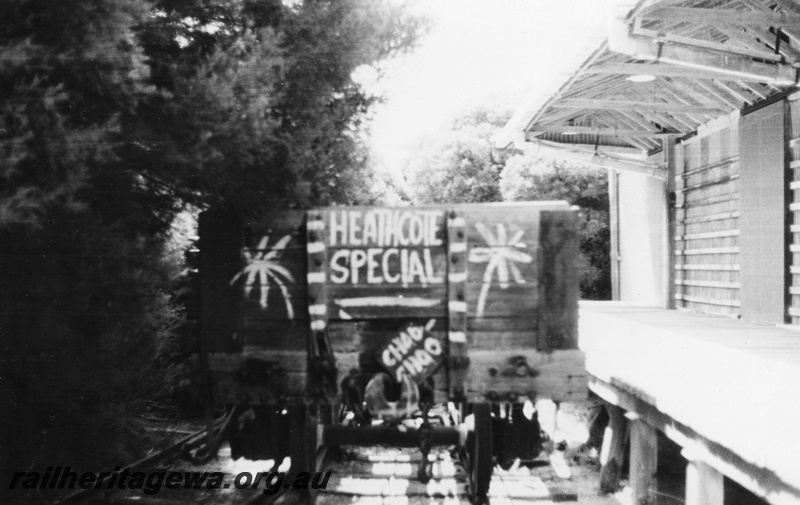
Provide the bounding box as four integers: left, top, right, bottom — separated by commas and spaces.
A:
501, 155, 611, 299
137, 0, 426, 217
0, 0, 159, 228
0, 2, 184, 490
404, 108, 508, 204
0, 0, 424, 492
0, 213, 185, 473
402, 106, 611, 300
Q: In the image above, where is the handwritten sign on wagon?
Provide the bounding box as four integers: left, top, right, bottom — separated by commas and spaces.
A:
312, 208, 449, 320
377, 320, 446, 384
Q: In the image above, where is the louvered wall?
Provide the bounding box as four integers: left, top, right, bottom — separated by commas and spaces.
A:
674, 125, 740, 315
788, 100, 800, 324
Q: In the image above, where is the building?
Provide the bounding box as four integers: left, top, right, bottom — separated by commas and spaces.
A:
499, 1, 800, 504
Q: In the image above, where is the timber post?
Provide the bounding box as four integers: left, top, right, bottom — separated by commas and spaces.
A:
628, 413, 658, 505
684, 450, 724, 505
599, 404, 628, 493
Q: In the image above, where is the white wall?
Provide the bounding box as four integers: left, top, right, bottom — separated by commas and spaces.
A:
617, 171, 667, 306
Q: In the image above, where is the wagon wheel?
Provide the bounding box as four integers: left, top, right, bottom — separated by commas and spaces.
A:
467, 403, 493, 503
318, 404, 344, 462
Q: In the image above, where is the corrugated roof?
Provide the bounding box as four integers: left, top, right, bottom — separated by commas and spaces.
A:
500, 0, 800, 154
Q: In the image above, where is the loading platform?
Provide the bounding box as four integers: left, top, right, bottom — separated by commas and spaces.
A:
580, 302, 800, 505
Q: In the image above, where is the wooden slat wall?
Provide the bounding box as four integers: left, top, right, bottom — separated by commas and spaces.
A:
674, 124, 741, 315
739, 101, 786, 324
787, 100, 800, 324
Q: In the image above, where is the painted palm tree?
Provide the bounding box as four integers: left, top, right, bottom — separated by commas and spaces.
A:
468, 222, 533, 317
230, 234, 295, 319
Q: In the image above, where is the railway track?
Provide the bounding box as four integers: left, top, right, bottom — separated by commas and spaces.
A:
49, 412, 285, 505
49, 404, 588, 505
49, 438, 576, 505
54, 441, 311, 505
317, 446, 580, 505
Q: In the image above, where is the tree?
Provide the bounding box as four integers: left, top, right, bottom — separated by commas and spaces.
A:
401, 105, 611, 300
0, 0, 166, 229
501, 155, 611, 299
404, 107, 509, 204
137, 0, 426, 218
0, 0, 425, 496
0, 2, 189, 496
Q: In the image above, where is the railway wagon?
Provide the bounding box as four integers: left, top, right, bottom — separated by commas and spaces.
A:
196, 201, 587, 500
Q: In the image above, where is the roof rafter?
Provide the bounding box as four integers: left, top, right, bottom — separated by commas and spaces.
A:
645, 80, 713, 124
615, 108, 666, 132
631, 108, 695, 132
585, 62, 793, 83
562, 73, 623, 100
697, 79, 745, 108
608, 9, 798, 85
612, 91, 694, 130
642, 7, 800, 26
664, 77, 735, 109
771, 0, 800, 14
651, 78, 709, 110
617, 88, 698, 130
738, 81, 767, 100
738, 23, 800, 61
523, 43, 611, 132
711, 79, 752, 105
711, 24, 788, 61
550, 98, 727, 115
633, 25, 785, 62
734, 0, 800, 58
526, 126, 677, 138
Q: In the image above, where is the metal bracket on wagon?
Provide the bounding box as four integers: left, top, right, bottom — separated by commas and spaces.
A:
235, 358, 286, 385
448, 356, 471, 370
500, 356, 538, 378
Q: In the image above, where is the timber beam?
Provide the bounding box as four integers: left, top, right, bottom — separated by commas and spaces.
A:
526, 126, 678, 138
642, 7, 800, 27
617, 42, 795, 85
607, 12, 798, 86
586, 63, 788, 83
551, 99, 726, 115
519, 139, 666, 178
633, 26, 785, 63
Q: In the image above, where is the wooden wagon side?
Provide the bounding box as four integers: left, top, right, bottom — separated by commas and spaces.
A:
197, 201, 586, 407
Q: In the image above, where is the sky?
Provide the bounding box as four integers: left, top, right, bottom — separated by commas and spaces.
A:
367, 0, 612, 177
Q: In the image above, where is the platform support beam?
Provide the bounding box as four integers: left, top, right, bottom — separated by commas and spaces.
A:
629, 416, 658, 505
